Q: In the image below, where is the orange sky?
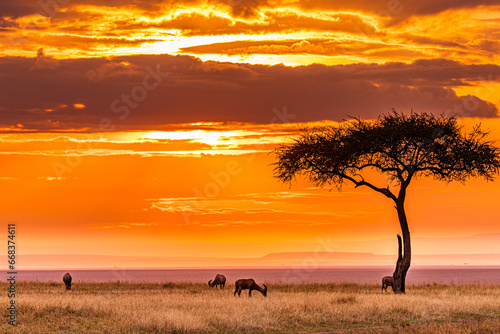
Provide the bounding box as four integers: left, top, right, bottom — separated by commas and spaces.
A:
1, 119, 500, 263
1, 0, 500, 267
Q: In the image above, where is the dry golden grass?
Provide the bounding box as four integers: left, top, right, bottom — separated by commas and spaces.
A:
1, 281, 500, 333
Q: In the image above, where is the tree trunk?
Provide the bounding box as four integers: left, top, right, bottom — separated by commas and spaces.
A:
392, 203, 411, 293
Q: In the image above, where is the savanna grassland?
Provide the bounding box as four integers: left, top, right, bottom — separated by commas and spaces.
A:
2, 281, 500, 333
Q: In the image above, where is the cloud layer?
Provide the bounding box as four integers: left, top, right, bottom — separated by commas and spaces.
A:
1, 0, 499, 67
1, 54, 499, 131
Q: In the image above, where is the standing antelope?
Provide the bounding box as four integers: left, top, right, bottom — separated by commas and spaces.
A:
382, 275, 394, 292
208, 274, 226, 289
234, 278, 267, 297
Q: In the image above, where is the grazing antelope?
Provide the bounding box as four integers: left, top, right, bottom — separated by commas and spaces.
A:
382, 276, 394, 292
208, 274, 226, 289
234, 278, 267, 297
63, 272, 73, 290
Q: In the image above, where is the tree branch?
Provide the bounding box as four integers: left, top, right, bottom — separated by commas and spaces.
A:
303, 157, 397, 202
343, 174, 397, 202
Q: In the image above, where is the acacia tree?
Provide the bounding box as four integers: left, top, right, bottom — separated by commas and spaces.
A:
274, 112, 500, 293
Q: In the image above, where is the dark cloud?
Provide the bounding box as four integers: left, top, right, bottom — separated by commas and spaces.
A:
2, 0, 496, 19
0, 1, 45, 18
293, 0, 500, 24
31, 48, 59, 70
0, 54, 499, 131
197, 0, 500, 22
85, 62, 145, 82
0, 0, 202, 18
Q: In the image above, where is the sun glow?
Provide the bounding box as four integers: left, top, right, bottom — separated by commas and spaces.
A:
141, 130, 242, 146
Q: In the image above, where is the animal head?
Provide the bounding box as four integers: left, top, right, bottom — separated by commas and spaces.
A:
262, 284, 268, 297
208, 280, 213, 287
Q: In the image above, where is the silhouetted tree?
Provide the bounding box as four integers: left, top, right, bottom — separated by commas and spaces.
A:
274, 111, 500, 293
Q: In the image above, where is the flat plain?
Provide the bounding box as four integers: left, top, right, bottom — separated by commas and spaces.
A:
2, 281, 500, 333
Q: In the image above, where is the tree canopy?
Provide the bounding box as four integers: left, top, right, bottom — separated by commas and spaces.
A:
274, 112, 500, 203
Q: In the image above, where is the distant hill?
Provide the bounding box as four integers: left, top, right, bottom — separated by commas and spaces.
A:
5, 251, 500, 269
